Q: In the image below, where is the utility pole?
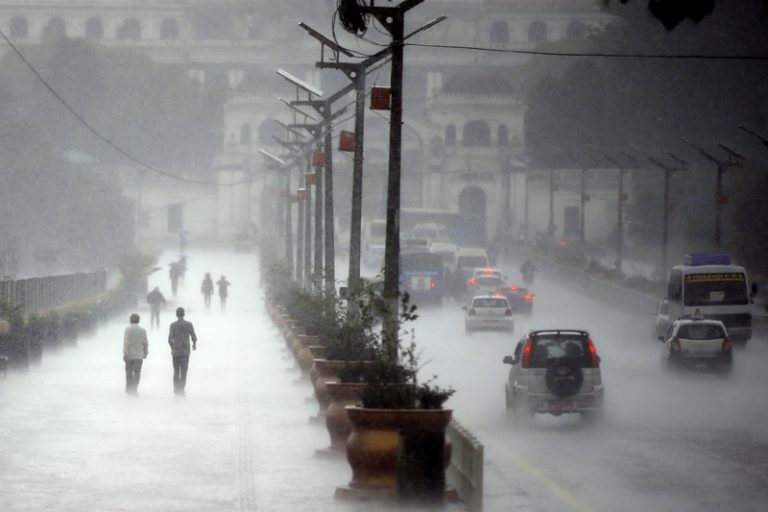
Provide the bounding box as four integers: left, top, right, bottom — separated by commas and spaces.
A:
648, 153, 688, 273
312, 143, 324, 288
315, 48, 391, 297
579, 168, 588, 249
547, 170, 555, 239
683, 139, 744, 250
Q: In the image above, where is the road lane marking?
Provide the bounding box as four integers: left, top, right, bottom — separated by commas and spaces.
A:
480, 428, 599, 512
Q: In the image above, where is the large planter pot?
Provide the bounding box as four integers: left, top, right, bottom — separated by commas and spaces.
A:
308, 346, 328, 384
340, 407, 402, 497
311, 360, 346, 413
295, 336, 321, 373
337, 407, 453, 503
396, 409, 453, 505
325, 382, 367, 450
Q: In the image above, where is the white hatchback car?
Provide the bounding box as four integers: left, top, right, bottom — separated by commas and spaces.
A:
503, 330, 604, 421
463, 295, 514, 334
659, 317, 733, 374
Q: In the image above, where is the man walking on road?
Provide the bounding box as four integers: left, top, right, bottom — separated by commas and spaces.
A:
146, 286, 166, 329
168, 307, 197, 396
201, 272, 214, 309
123, 313, 148, 395
216, 275, 231, 310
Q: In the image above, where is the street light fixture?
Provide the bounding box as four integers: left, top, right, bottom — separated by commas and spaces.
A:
276, 69, 324, 98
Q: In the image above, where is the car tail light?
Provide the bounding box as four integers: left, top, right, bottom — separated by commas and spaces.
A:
468, 308, 476, 316
587, 337, 600, 368
505, 308, 513, 316
524, 293, 534, 302
431, 281, 437, 289
468, 278, 477, 286
509, 285, 518, 292
494, 291, 504, 298
483, 268, 494, 275
521, 338, 532, 368
670, 336, 681, 351
559, 240, 568, 248
722, 336, 731, 352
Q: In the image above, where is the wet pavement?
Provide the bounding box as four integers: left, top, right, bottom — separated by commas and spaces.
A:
0, 249, 467, 512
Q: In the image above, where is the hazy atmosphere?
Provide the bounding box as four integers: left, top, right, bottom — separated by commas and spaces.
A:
1, 1, 768, 511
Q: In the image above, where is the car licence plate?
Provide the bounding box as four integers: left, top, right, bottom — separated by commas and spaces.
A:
549, 400, 574, 411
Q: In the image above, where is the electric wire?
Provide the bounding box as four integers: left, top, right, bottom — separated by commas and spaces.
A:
0, 27, 218, 186
404, 42, 768, 61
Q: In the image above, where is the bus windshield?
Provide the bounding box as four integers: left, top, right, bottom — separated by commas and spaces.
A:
683, 273, 749, 306
401, 253, 442, 273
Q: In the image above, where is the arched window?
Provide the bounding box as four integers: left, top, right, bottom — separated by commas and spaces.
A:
85, 17, 103, 39
489, 21, 509, 44
9, 17, 28, 38
445, 124, 456, 147
528, 21, 547, 43
240, 124, 252, 145
117, 18, 141, 40
567, 21, 587, 39
160, 18, 179, 40
497, 125, 509, 147
43, 17, 66, 40
463, 121, 491, 147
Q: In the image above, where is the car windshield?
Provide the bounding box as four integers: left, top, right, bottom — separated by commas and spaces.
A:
529, 334, 590, 368
477, 276, 502, 287
677, 323, 726, 340
472, 298, 507, 308
458, 256, 487, 268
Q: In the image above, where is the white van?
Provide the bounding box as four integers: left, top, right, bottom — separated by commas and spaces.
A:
455, 247, 489, 280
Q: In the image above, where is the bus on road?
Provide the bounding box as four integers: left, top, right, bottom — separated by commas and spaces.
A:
400, 251, 445, 305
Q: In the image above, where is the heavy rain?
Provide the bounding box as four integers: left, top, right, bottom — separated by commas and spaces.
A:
1, 1, 768, 512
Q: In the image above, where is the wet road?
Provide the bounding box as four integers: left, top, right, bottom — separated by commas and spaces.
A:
407, 256, 768, 512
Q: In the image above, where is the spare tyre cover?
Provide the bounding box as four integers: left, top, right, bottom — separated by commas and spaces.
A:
545, 358, 584, 398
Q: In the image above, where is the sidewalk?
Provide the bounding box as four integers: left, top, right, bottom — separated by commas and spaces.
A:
0, 249, 456, 512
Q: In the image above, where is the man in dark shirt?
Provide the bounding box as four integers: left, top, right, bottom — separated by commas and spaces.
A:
168, 307, 198, 396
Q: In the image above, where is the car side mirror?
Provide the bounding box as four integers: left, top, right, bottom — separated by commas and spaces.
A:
657, 335, 665, 342
503, 355, 516, 365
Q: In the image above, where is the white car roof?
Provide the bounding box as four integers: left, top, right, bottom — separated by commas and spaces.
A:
672, 318, 726, 328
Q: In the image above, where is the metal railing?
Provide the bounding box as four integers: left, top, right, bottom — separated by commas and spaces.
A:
0, 271, 107, 315
446, 418, 484, 512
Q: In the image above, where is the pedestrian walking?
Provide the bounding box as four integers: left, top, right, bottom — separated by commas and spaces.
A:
123, 313, 148, 395
201, 272, 214, 309
216, 275, 231, 310
168, 307, 197, 396
146, 286, 166, 329
169, 263, 182, 295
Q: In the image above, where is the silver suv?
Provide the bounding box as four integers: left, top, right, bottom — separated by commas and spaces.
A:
503, 330, 604, 422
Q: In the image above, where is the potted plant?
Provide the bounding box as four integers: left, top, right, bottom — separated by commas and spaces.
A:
338, 293, 455, 505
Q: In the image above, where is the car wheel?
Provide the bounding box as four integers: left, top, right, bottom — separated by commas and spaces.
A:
505, 386, 512, 408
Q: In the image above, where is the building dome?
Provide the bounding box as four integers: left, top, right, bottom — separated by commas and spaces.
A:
441, 67, 515, 96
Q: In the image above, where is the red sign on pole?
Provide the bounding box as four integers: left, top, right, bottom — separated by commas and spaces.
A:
312, 151, 326, 167
339, 130, 355, 152
305, 173, 316, 186
370, 86, 392, 110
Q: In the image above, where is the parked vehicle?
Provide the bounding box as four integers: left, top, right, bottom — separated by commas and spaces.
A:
665, 253, 755, 344
463, 295, 515, 334
503, 329, 604, 422
659, 315, 733, 375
